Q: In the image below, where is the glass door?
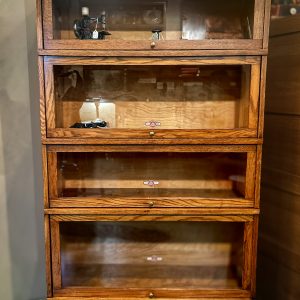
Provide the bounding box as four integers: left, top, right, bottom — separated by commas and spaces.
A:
44, 56, 260, 139
50, 216, 255, 297
47, 145, 257, 208
41, 0, 266, 50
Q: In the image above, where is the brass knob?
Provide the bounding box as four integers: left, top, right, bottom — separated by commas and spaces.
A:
150, 41, 156, 48
149, 292, 154, 298
149, 131, 155, 137
148, 201, 155, 208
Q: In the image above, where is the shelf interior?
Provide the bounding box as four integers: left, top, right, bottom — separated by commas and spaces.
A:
53, 64, 251, 130
51, 0, 254, 41
53, 152, 247, 200
60, 221, 244, 289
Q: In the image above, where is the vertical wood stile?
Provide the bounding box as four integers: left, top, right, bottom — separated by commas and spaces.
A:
245, 151, 257, 200
50, 217, 62, 290
242, 221, 254, 290
44, 215, 53, 297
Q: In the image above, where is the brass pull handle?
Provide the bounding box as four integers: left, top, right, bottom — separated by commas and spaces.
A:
149, 131, 155, 137
148, 201, 155, 208
150, 41, 156, 48
144, 180, 159, 187
149, 292, 155, 298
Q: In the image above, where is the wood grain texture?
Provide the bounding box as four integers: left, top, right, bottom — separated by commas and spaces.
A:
257, 17, 300, 299
254, 145, 262, 209
48, 297, 252, 300
44, 56, 261, 66
248, 64, 260, 129
59, 101, 244, 130
50, 218, 62, 290
42, 137, 263, 145
44, 62, 55, 129
50, 198, 253, 209
45, 208, 259, 217
38, 56, 46, 137
44, 39, 263, 51
250, 216, 259, 297
242, 222, 253, 290
47, 128, 257, 139
245, 152, 256, 200
47, 152, 58, 199
36, 0, 43, 49
45, 215, 52, 297
42, 0, 53, 40
258, 56, 267, 138
262, 0, 272, 49
269, 14, 300, 37
253, 0, 265, 40
42, 145, 49, 208
53, 288, 251, 298
47, 144, 256, 153
39, 49, 268, 57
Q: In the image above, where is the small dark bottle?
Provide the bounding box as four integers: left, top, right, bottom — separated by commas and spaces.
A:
74, 7, 92, 40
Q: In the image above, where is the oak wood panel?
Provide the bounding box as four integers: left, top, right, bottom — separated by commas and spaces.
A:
42, 137, 263, 145
250, 216, 258, 297
59, 100, 241, 130
50, 197, 253, 209
47, 128, 257, 139
262, 0, 271, 49
47, 295, 252, 300
47, 144, 256, 153
54, 288, 251, 298
258, 57, 267, 138
36, 0, 43, 49
257, 252, 300, 300
254, 145, 262, 209
44, 63, 55, 129
248, 64, 260, 129
38, 49, 268, 57
45, 209, 258, 217
245, 152, 256, 200
44, 56, 261, 66
45, 215, 53, 297
38, 56, 46, 137
263, 115, 300, 178
50, 218, 62, 290
258, 17, 300, 300
242, 222, 253, 290
48, 152, 58, 199
42, 145, 49, 208
253, 0, 265, 40
269, 14, 300, 37
44, 39, 263, 51
266, 39, 300, 115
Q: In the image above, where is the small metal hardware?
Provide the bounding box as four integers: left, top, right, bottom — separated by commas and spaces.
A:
149, 131, 155, 137
148, 201, 155, 207
149, 292, 154, 298
145, 121, 161, 128
144, 180, 159, 187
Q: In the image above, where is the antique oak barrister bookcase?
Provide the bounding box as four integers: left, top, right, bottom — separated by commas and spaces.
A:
37, 1, 271, 299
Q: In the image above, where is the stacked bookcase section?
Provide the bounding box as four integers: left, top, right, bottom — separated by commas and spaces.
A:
37, 0, 271, 299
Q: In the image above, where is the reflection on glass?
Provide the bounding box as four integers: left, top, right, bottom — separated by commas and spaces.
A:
54, 65, 250, 130
60, 221, 244, 289
55, 152, 247, 199
52, 0, 254, 41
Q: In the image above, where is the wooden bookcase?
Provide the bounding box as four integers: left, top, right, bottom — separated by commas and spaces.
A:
37, 0, 271, 299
